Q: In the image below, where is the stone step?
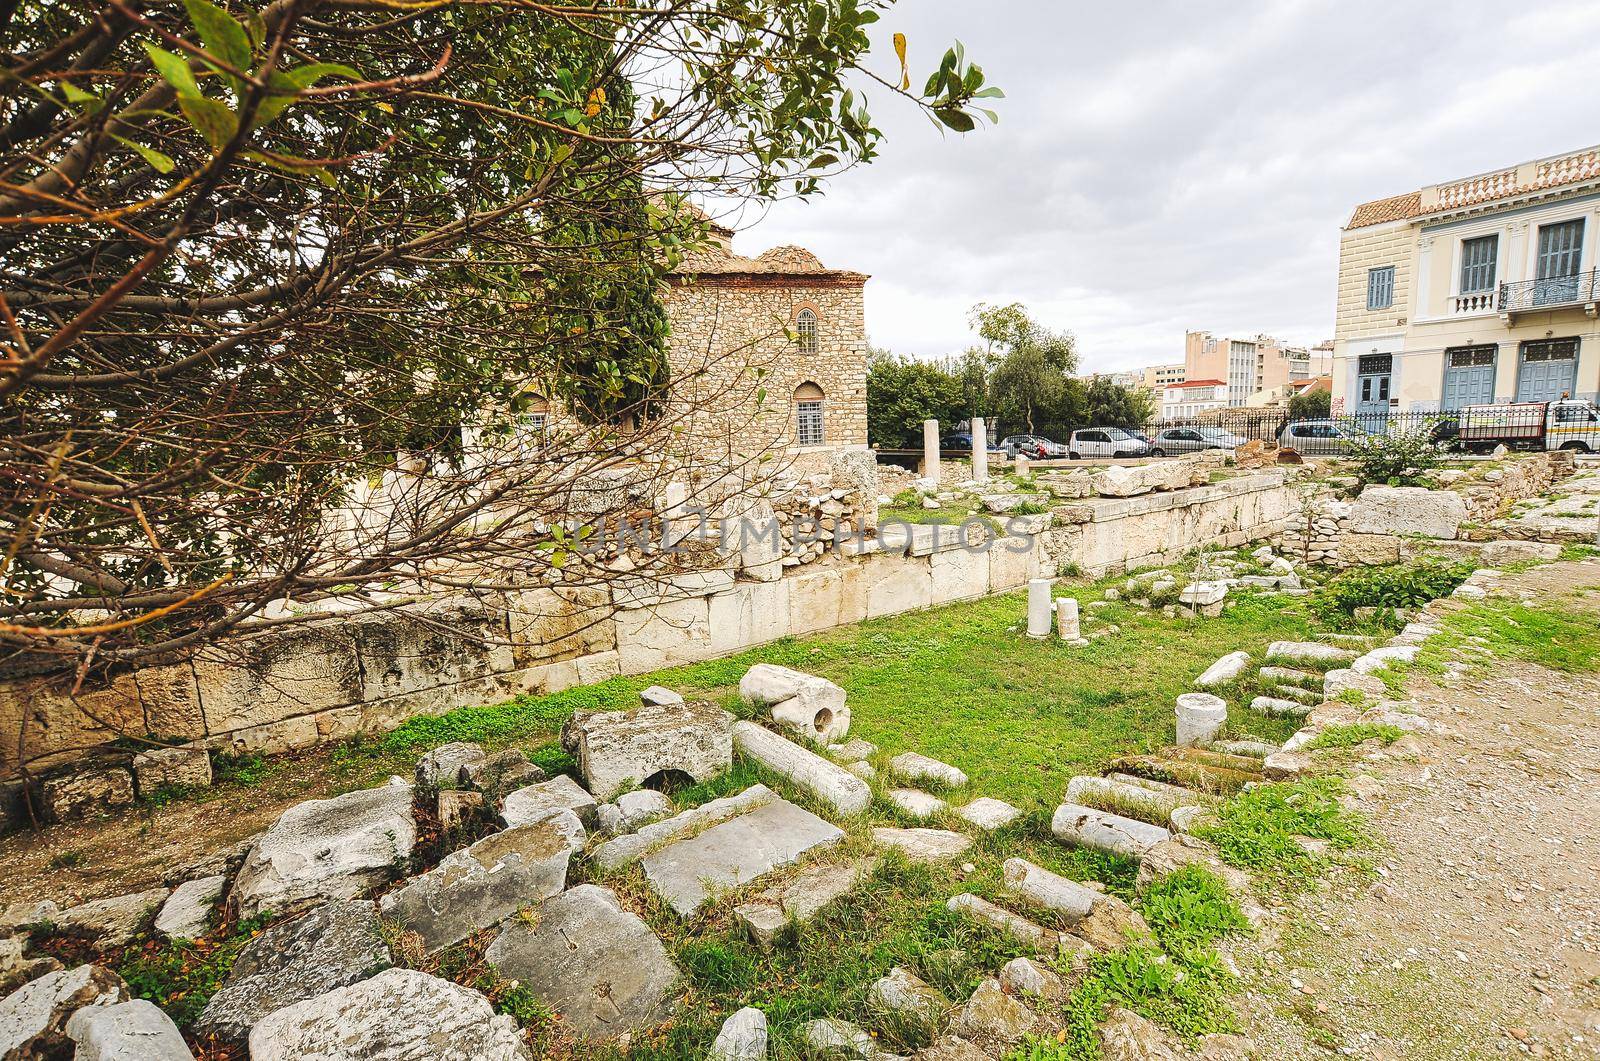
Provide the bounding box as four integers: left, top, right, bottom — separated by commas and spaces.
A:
1258, 665, 1320, 688
1249, 695, 1312, 718
872, 826, 973, 863
1107, 752, 1257, 795
1208, 739, 1280, 759
1064, 775, 1195, 826
1265, 641, 1358, 667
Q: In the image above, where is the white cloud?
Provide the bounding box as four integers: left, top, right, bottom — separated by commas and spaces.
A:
735, 0, 1597, 371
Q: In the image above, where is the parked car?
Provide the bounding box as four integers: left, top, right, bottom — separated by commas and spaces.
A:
1147, 427, 1248, 457
1068, 427, 1149, 459
1277, 419, 1370, 456
940, 431, 1005, 455
1000, 434, 1068, 458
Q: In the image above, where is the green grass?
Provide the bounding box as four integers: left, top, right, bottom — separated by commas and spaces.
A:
1304, 723, 1404, 750
1415, 596, 1600, 676
118, 915, 272, 1027
1195, 777, 1371, 886
1137, 865, 1252, 959
363, 578, 1327, 810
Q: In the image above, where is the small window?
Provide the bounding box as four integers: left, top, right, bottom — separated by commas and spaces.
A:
1366, 266, 1395, 310
1459, 235, 1498, 293
794, 381, 825, 446
795, 309, 818, 354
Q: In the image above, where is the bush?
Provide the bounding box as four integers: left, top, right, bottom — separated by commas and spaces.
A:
1318, 560, 1473, 618
1342, 423, 1446, 486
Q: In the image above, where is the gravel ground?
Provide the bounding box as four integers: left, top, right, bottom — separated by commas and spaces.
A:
1233, 561, 1600, 1060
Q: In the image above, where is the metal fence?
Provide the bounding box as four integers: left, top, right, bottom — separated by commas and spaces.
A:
1013, 406, 1600, 459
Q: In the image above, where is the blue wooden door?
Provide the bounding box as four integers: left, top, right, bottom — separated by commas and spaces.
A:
1516, 339, 1579, 403
1443, 346, 1496, 409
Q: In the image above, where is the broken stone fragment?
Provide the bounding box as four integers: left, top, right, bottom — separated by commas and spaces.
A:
738, 664, 851, 744
414, 742, 487, 791
230, 780, 415, 920
378, 818, 572, 952
802, 1017, 899, 1059
52, 888, 170, 951
732, 721, 871, 816
889, 752, 968, 788
40, 768, 134, 823
913, 1036, 990, 1060
733, 858, 878, 949
1249, 695, 1311, 718
999, 956, 1067, 1002
132, 745, 212, 796
1194, 651, 1251, 688
591, 784, 776, 871
248, 968, 529, 1061
0, 964, 129, 1060
872, 826, 973, 862
638, 684, 685, 706
615, 788, 673, 831
562, 700, 732, 802
463, 749, 545, 803
868, 966, 948, 1031
1174, 693, 1228, 747
154, 875, 224, 941
65, 998, 194, 1061
500, 774, 597, 830
946, 893, 1061, 951
196, 900, 391, 1045
709, 1006, 767, 1061
1001, 857, 1098, 921
639, 798, 844, 917
955, 797, 1021, 831
829, 738, 877, 762
436, 788, 485, 832
1050, 803, 1170, 859
1265, 641, 1357, 666
1098, 1006, 1184, 1060
889, 788, 947, 819
951, 977, 1047, 1048
485, 885, 677, 1046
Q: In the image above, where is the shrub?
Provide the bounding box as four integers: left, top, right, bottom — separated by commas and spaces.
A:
1318, 560, 1473, 618
1342, 424, 1447, 486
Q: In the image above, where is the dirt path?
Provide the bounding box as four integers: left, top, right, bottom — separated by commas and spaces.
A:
1234, 560, 1600, 1060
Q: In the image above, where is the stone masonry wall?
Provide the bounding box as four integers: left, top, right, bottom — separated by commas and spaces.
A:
659, 277, 868, 467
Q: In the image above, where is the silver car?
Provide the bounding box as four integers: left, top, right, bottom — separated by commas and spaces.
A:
1277, 419, 1368, 456
1147, 427, 1248, 457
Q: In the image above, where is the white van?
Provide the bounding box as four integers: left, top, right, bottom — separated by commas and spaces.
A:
1068, 427, 1149, 460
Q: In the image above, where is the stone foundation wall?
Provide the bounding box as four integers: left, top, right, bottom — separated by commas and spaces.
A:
1280, 452, 1575, 566
1041, 473, 1296, 576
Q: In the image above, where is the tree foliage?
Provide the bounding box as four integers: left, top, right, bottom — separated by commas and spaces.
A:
0, 0, 999, 688
866, 303, 1153, 445
1289, 386, 1332, 421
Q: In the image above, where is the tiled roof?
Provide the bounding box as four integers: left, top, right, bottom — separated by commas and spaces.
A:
1347, 144, 1600, 229
1170, 379, 1225, 388
1347, 191, 1422, 229
673, 244, 868, 280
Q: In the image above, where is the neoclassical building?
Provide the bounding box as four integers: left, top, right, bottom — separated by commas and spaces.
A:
1332, 143, 1600, 415
660, 218, 869, 467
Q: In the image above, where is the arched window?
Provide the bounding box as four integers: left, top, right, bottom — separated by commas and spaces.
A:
795, 308, 819, 354
794, 381, 825, 446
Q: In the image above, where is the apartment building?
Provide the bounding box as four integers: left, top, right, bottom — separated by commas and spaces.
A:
1138, 363, 1186, 398
1184, 331, 1322, 407
1161, 378, 1229, 419
1332, 143, 1600, 415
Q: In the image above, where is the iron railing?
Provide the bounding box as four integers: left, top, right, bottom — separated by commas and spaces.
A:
1498, 270, 1599, 315
884, 408, 1598, 461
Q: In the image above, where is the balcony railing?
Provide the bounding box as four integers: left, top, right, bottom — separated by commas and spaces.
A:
1452, 291, 1496, 314
1498, 269, 1600, 315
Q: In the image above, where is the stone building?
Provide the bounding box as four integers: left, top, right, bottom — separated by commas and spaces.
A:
659, 219, 869, 469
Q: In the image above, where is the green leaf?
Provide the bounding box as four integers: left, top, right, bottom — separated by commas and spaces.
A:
183, 0, 252, 72
179, 95, 239, 150
112, 134, 176, 174
251, 63, 361, 127
807, 153, 839, 169
61, 82, 100, 105
934, 107, 975, 133
144, 44, 201, 98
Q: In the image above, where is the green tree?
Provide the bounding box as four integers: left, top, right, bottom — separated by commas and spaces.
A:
970, 302, 1078, 434
0, 0, 999, 687
865, 352, 967, 448
1289, 387, 1332, 420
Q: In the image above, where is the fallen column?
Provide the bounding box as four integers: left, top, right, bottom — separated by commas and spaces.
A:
732, 721, 871, 816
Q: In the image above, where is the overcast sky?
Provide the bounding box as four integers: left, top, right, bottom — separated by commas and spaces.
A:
728, 0, 1600, 373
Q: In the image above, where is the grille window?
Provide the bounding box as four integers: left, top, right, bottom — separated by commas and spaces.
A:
795, 309, 818, 354
796, 400, 824, 446
1447, 345, 1495, 368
